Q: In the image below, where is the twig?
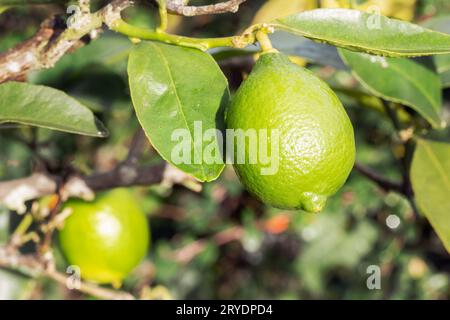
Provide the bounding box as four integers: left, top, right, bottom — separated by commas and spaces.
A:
156, 0, 168, 32
382, 100, 415, 199
165, 0, 248, 16
124, 129, 147, 166
0, 246, 135, 299
354, 161, 403, 194
78, 0, 90, 14
172, 226, 244, 264
0, 0, 66, 4
0, 159, 201, 212
83, 162, 166, 191
382, 100, 402, 132
39, 193, 63, 255
0, 163, 166, 212
0, 0, 135, 83
45, 269, 135, 300
0, 173, 59, 213
0, 0, 255, 83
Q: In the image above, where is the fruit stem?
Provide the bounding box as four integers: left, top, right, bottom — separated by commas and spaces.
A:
156, 0, 168, 33
256, 30, 278, 54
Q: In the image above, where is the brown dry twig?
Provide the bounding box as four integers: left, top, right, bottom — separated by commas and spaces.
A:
165, 0, 248, 16
0, 162, 166, 213
0, 0, 249, 83
0, 246, 135, 299
0, 0, 135, 83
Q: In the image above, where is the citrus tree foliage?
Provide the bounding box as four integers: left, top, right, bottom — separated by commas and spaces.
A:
0, 0, 449, 300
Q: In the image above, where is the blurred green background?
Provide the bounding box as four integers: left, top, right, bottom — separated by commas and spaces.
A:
0, 0, 449, 299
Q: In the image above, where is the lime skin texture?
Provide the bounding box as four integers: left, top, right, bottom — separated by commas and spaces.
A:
59, 188, 150, 285
226, 53, 355, 212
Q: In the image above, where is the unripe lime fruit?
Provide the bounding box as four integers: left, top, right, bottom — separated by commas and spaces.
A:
226, 53, 355, 212
58, 188, 150, 285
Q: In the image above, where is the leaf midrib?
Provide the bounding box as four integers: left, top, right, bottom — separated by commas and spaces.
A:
421, 141, 450, 190
387, 60, 440, 113
150, 42, 207, 180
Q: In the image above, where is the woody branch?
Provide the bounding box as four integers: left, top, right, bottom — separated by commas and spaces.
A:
0, 0, 248, 83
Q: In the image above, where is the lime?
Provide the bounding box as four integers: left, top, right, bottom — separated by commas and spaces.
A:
58, 188, 150, 285
226, 53, 355, 212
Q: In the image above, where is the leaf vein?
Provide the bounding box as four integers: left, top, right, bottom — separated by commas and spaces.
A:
150, 42, 206, 180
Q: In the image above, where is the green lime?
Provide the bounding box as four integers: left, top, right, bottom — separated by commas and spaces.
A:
226, 53, 355, 212
58, 188, 150, 285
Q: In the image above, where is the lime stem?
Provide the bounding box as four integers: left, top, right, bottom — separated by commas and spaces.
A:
256, 30, 277, 54
156, 0, 168, 33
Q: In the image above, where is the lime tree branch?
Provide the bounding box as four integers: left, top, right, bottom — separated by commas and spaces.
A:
0, 128, 200, 213
0, 0, 66, 4
354, 161, 404, 194
0, 162, 167, 213
0, 128, 199, 298
0, 0, 248, 16
165, 0, 248, 16
172, 226, 245, 264
0, 0, 258, 83
381, 100, 415, 199
0, 0, 135, 83
0, 245, 135, 299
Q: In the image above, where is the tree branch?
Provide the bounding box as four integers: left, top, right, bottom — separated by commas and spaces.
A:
354, 161, 403, 194
165, 0, 248, 16
124, 129, 147, 166
0, 162, 166, 212
0, 0, 135, 83
83, 162, 166, 191
0, 0, 252, 82
0, 246, 135, 299
0, 0, 66, 4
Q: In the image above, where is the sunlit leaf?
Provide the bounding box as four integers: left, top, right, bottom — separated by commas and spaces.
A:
339, 49, 443, 128
0, 82, 107, 137
128, 42, 228, 182
411, 139, 450, 253
273, 9, 450, 57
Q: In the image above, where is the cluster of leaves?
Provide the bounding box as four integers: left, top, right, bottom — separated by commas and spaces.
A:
0, 0, 449, 299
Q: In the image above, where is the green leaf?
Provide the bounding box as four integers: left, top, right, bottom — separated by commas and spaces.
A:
0, 6, 9, 14
411, 139, 450, 253
273, 9, 450, 57
339, 49, 443, 128
421, 16, 450, 86
128, 42, 228, 182
440, 70, 450, 88
269, 31, 346, 70
0, 82, 107, 137
434, 54, 450, 73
